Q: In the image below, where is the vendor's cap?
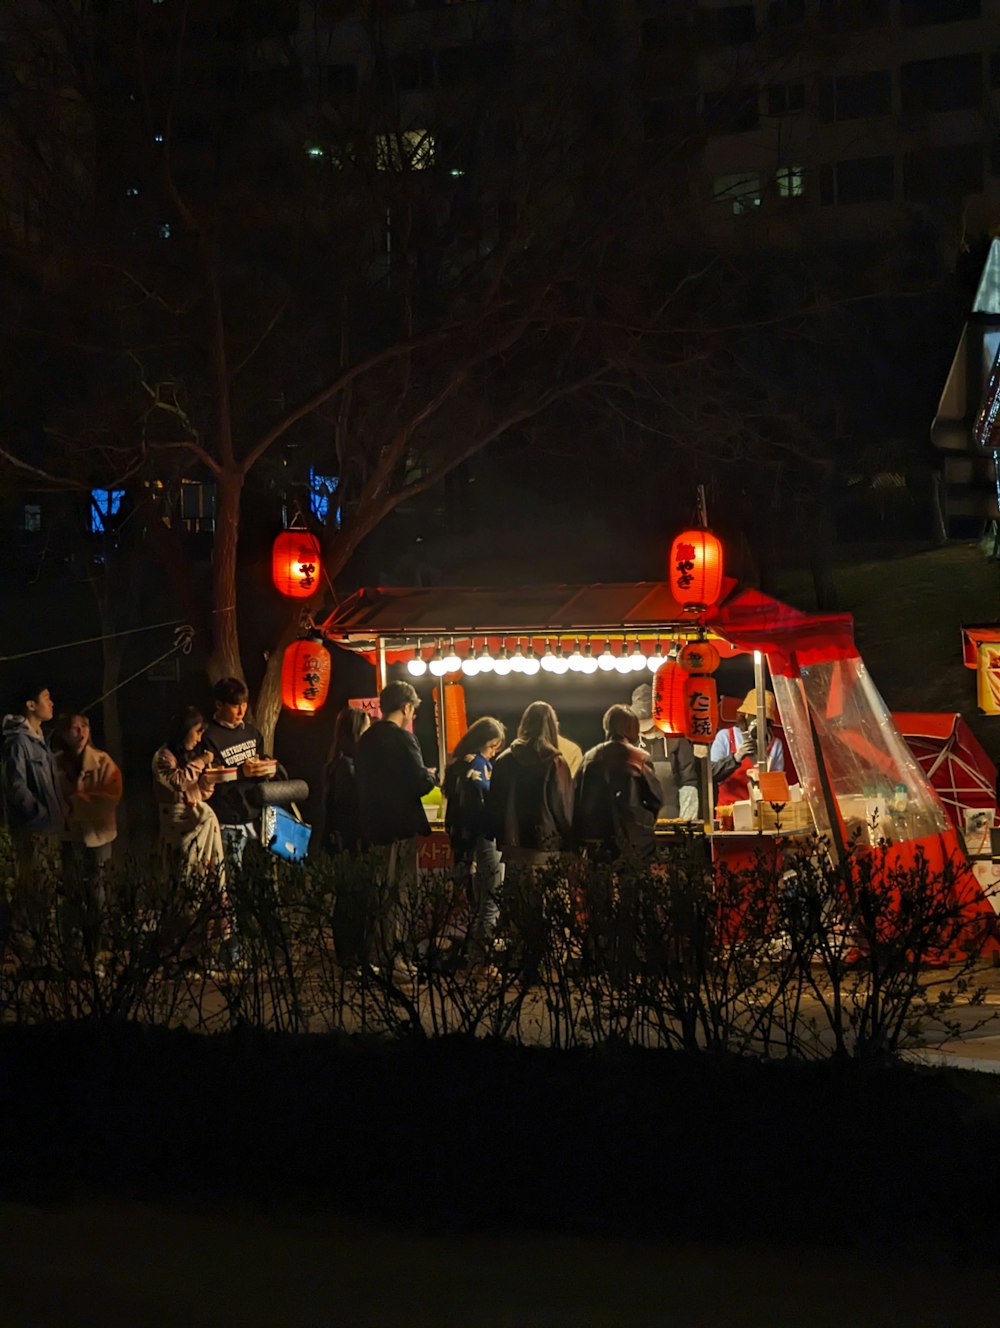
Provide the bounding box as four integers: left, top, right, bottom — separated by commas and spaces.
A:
738, 689, 778, 722
630, 683, 653, 721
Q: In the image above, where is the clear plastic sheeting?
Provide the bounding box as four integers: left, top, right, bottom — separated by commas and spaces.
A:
772, 658, 949, 848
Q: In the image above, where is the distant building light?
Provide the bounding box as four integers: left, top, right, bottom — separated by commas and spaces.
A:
306, 144, 325, 158
125, 185, 141, 198
90, 488, 125, 534
776, 165, 805, 199
158, 223, 172, 238
153, 133, 164, 143
375, 130, 435, 172
309, 470, 341, 527
449, 168, 464, 177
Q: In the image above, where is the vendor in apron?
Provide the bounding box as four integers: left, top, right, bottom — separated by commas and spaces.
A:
710, 689, 787, 806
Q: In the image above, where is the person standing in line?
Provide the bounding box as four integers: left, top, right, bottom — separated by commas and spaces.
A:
324, 706, 372, 969
355, 680, 437, 967
443, 716, 506, 958
487, 701, 573, 868
1, 683, 67, 891
323, 706, 371, 857
631, 682, 700, 821
573, 704, 663, 864
53, 712, 122, 879
202, 677, 274, 875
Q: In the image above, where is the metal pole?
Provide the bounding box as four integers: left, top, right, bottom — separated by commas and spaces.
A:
377, 638, 387, 694
754, 649, 767, 778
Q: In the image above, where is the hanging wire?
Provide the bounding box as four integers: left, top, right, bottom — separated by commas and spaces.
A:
82, 625, 195, 713
0, 616, 190, 664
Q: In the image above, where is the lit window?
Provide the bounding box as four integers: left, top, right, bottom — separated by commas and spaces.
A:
776, 165, 805, 198
309, 470, 341, 527
713, 173, 761, 214
23, 504, 41, 533
90, 488, 124, 533
375, 130, 435, 171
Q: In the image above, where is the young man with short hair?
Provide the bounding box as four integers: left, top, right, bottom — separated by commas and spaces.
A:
355, 680, 437, 964
1, 683, 67, 887
202, 677, 273, 874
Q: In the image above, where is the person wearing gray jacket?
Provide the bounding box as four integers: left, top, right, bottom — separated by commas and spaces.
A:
2, 684, 67, 886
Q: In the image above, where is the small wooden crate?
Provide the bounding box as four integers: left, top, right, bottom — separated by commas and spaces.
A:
754, 800, 813, 833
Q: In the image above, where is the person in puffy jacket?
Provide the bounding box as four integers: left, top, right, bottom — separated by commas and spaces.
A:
573, 705, 663, 863
1, 683, 67, 888
444, 716, 505, 955
53, 712, 122, 877
488, 701, 573, 867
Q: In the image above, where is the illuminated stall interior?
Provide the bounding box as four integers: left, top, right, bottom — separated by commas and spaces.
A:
320, 581, 954, 858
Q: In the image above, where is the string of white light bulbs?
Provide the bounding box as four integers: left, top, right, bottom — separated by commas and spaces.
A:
406, 635, 674, 678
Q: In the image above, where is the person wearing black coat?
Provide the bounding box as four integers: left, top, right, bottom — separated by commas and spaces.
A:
443, 716, 506, 957
573, 705, 664, 864
487, 701, 574, 867
354, 681, 437, 965
323, 706, 370, 856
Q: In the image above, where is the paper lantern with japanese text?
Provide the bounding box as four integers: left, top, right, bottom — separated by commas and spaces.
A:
677, 639, 720, 675
272, 531, 322, 599
651, 662, 685, 735
669, 529, 724, 613
652, 663, 718, 743
281, 636, 331, 714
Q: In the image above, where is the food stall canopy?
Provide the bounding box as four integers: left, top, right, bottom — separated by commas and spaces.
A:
893, 712, 998, 828
703, 588, 857, 678
322, 581, 857, 672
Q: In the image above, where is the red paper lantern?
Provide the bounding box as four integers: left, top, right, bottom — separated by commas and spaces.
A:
669, 529, 724, 613
272, 531, 322, 599
652, 663, 718, 743
677, 640, 720, 675
281, 636, 331, 714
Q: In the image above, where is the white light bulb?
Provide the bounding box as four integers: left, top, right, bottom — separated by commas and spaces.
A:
647, 650, 664, 672
551, 646, 569, 675
442, 647, 461, 672
522, 647, 540, 676
407, 656, 427, 677
510, 643, 525, 673
581, 654, 598, 675
477, 645, 494, 673
630, 647, 648, 672
568, 641, 584, 672
540, 643, 556, 673
597, 642, 617, 671
614, 654, 632, 675
493, 655, 511, 677
462, 657, 479, 677
429, 657, 447, 677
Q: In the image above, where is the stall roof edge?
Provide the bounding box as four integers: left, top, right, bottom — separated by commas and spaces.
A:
321, 582, 706, 635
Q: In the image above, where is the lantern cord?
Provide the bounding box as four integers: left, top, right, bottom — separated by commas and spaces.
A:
82, 625, 195, 713
0, 616, 190, 664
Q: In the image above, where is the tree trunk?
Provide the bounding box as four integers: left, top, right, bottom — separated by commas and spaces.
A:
209, 467, 246, 682
254, 612, 304, 754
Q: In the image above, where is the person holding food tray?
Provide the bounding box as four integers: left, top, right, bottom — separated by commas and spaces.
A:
203, 677, 278, 875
